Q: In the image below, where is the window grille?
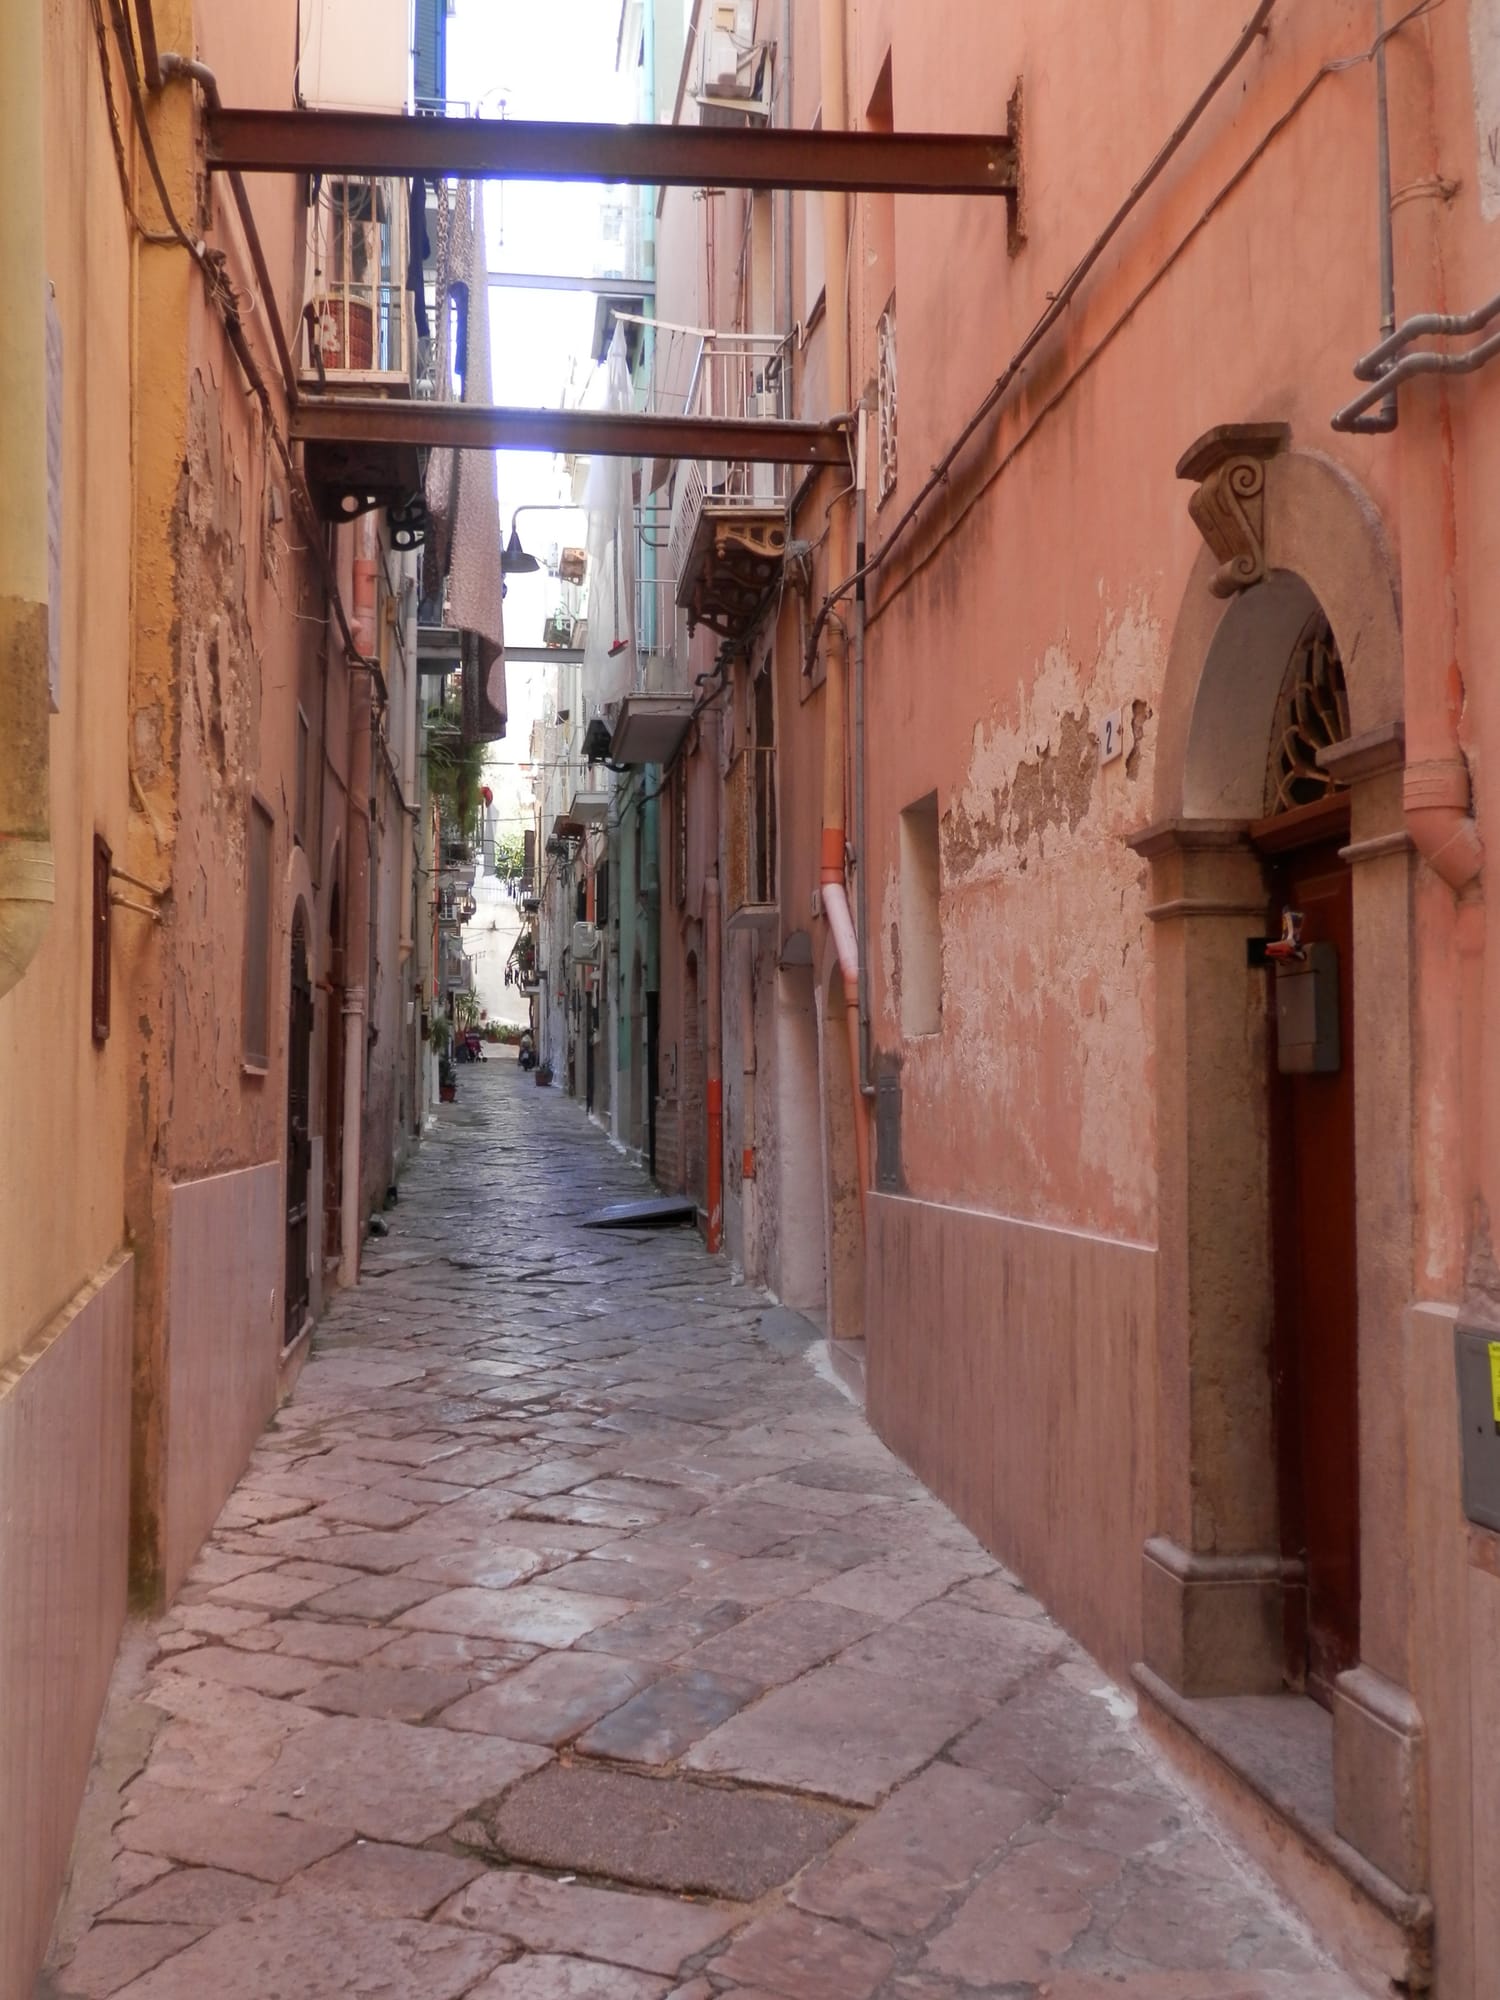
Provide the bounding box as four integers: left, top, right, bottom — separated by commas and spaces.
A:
1267, 614, 1350, 815
877, 298, 898, 504
243, 800, 274, 1070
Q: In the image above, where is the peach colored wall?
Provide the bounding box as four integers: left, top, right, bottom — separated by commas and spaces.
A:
653, 5, 1500, 1994
123, 0, 365, 1595
0, 1256, 133, 2000
163, 1165, 282, 1596
868, 1195, 1154, 1678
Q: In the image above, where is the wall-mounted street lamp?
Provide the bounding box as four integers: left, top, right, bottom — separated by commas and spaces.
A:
500, 503, 587, 577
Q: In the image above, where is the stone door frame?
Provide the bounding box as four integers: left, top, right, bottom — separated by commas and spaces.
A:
1132, 443, 1426, 1895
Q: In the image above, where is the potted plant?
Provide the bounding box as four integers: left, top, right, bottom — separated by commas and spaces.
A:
430, 1016, 457, 1102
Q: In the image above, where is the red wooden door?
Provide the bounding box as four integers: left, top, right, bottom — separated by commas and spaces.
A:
1263, 823, 1360, 1702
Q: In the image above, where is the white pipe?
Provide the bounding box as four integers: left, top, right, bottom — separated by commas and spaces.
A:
0, 0, 54, 999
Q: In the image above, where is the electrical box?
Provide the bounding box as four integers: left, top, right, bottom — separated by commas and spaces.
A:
1275, 942, 1340, 1075
704, 1, 757, 95
572, 922, 601, 964
299, 0, 410, 112
1456, 1323, 1500, 1532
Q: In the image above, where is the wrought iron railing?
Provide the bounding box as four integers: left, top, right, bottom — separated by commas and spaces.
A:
666, 333, 793, 584
303, 174, 413, 383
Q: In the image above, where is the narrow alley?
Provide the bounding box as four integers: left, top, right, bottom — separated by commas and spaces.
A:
44, 1066, 1360, 2000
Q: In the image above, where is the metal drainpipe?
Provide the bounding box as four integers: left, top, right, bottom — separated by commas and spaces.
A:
741, 930, 757, 1267
705, 871, 725, 1254
851, 405, 873, 1100
815, 0, 871, 1214
399, 569, 418, 961
780, 0, 794, 340
1342, 0, 1399, 434
340, 542, 378, 1287
1328, 8, 1484, 893
0, 0, 54, 1000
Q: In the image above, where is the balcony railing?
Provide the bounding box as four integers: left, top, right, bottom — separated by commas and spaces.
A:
302, 174, 413, 387
667, 334, 790, 579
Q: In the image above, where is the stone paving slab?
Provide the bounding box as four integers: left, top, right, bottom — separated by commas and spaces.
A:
483, 1764, 853, 1900
43, 1065, 1367, 2000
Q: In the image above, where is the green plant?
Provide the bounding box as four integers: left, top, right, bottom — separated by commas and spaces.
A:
425, 705, 485, 847
454, 990, 482, 1032
495, 829, 527, 881
428, 1014, 453, 1059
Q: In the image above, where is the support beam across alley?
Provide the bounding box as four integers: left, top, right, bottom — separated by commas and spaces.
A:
205, 110, 1018, 196
290, 398, 851, 465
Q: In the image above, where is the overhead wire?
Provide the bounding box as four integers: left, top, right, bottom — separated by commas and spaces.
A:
802, 0, 1443, 669
93, 3, 382, 697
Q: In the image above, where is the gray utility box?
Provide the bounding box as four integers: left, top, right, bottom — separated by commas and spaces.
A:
1275, 943, 1340, 1075
1455, 1322, 1500, 1532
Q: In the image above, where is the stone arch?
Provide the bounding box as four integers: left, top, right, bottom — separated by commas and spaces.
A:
1153, 450, 1404, 825
1136, 442, 1425, 1896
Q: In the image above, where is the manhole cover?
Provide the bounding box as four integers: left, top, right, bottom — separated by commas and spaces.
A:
484, 1764, 851, 1901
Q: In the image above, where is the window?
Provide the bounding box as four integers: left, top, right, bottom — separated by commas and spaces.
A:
899, 793, 942, 1036
243, 798, 275, 1070
295, 706, 310, 849
91, 835, 112, 1046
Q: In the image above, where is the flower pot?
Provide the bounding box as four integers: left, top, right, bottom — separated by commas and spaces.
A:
439, 1081, 458, 1103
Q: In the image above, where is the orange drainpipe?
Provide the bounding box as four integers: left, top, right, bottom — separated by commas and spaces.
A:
814, 0, 870, 1217
704, 870, 724, 1252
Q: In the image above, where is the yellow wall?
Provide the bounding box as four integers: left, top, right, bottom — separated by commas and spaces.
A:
0, 0, 135, 1365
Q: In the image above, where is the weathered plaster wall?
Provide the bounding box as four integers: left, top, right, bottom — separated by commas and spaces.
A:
124, 0, 346, 1593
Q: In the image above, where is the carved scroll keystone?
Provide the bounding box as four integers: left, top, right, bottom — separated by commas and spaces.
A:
1176, 422, 1291, 598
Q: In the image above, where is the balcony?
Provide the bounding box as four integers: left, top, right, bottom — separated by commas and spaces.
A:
668, 335, 792, 641
299, 173, 422, 520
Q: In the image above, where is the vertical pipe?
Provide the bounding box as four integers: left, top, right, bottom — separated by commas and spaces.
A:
741, 929, 757, 1269
340, 542, 377, 1286
0, 0, 55, 998
399, 565, 418, 961
705, 869, 724, 1253
852, 404, 872, 1096
1348, 0, 1399, 433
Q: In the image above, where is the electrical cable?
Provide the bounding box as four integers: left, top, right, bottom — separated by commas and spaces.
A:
92, 6, 383, 699
856, 0, 1445, 645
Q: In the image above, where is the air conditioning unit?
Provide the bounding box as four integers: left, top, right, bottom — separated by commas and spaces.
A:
703, 1, 756, 95
572, 922, 602, 964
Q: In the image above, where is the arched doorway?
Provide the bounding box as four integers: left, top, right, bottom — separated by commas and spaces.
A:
1136, 443, 1427, 1902
284, 906, 314, 1347
322, 875, 344, 1269
682, 950, 705, 1206
1251, 607, 1358, 1700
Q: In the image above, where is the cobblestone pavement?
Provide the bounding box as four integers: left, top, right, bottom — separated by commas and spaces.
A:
43, 1063, 1364, 2000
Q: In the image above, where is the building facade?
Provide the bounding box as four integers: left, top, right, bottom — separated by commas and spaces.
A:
588, 1, 1500, 1993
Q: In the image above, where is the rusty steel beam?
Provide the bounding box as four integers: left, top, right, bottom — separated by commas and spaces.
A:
290, 398, 851, 466
206, 109, 1016, 197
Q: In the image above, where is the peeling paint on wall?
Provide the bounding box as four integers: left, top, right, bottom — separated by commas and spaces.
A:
891, 601, 1162, 1238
